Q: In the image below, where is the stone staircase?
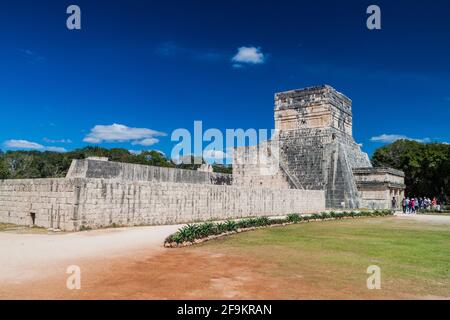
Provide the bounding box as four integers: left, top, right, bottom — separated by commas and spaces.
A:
278, 155, 304, 190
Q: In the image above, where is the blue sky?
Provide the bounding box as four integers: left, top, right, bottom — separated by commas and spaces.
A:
0, 0, 449, 161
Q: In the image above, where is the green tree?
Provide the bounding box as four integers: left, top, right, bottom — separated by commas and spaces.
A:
0, 156, 9, 179
0, 147, 179, 179
372, 140, 450, 203
0, 146, 234, 181
212, 164, 232, 174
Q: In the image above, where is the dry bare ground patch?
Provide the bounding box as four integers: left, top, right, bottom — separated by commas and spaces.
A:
1, 216, 449, 299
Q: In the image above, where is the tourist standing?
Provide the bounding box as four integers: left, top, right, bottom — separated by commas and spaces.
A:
391, 197, 397, 211
410, 198, 415, 214
402, 197, 407, 213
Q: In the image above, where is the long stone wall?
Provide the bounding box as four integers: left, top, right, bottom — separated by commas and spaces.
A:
0, 178, 325, 231
0, 178, 77, 230
67, 158, 232, 185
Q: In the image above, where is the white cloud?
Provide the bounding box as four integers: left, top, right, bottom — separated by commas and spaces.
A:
370, 134, 431, 144
203, 150, 230, 160
83, 123, 166, 145
129, 149, 167, 156
18, 49, 46, 64
43, 137, 72, 143
4, 139, 44, 150
46, 146, 68, 153
131, 138, 160, 146
232, 46, 266, 66
3, 139, 67, 153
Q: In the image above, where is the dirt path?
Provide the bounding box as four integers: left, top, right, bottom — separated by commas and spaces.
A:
0, 225, 181, 286
395, 213, 450, 224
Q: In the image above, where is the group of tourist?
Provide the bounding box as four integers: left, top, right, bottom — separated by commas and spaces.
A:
394, 197, 440, 213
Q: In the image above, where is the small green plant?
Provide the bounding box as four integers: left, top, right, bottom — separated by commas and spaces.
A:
198, 222, 216, 237
179, 224, 198, 242
311, 213, 321, 220
321, 212, 330, 220
256, 216, 270, 226
350, 211, 359, 218
216, 222, 228, 234
287, 213, 301, 223
225, 220, 237, 232
270, 218, 286, 225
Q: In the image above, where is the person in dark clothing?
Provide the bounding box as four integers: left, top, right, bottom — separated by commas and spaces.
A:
391, 197, 397, 211
402, 198, 407, 213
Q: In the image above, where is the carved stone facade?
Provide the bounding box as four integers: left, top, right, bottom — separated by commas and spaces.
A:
233, 85, 405, 209
353, 167, 405, 209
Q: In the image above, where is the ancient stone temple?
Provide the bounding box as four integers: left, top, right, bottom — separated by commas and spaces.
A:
0, 85, 405, 231
233, 85, 405, 209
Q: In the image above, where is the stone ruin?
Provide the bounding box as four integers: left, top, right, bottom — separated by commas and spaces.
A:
233, 85, 405, 209
0, 85, 405, 231
0, 156, 324, 231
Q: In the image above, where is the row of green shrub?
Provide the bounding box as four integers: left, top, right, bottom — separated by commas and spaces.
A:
165, 210, 393, 245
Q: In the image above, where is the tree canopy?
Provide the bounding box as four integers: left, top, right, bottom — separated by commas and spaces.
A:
372, 140, 450, 203
0, 147, 232, 179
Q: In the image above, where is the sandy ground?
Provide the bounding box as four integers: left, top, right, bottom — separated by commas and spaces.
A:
0, 225, 181, 286
1, 214, 448, 300
395, 213, 450, 224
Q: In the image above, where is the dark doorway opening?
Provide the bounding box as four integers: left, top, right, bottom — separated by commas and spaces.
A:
30, 212, 36, 226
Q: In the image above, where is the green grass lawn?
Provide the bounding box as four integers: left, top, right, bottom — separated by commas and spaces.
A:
195, 217, 450, 299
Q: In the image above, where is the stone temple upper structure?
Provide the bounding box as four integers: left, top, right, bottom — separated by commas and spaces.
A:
233, 85, 405, 209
